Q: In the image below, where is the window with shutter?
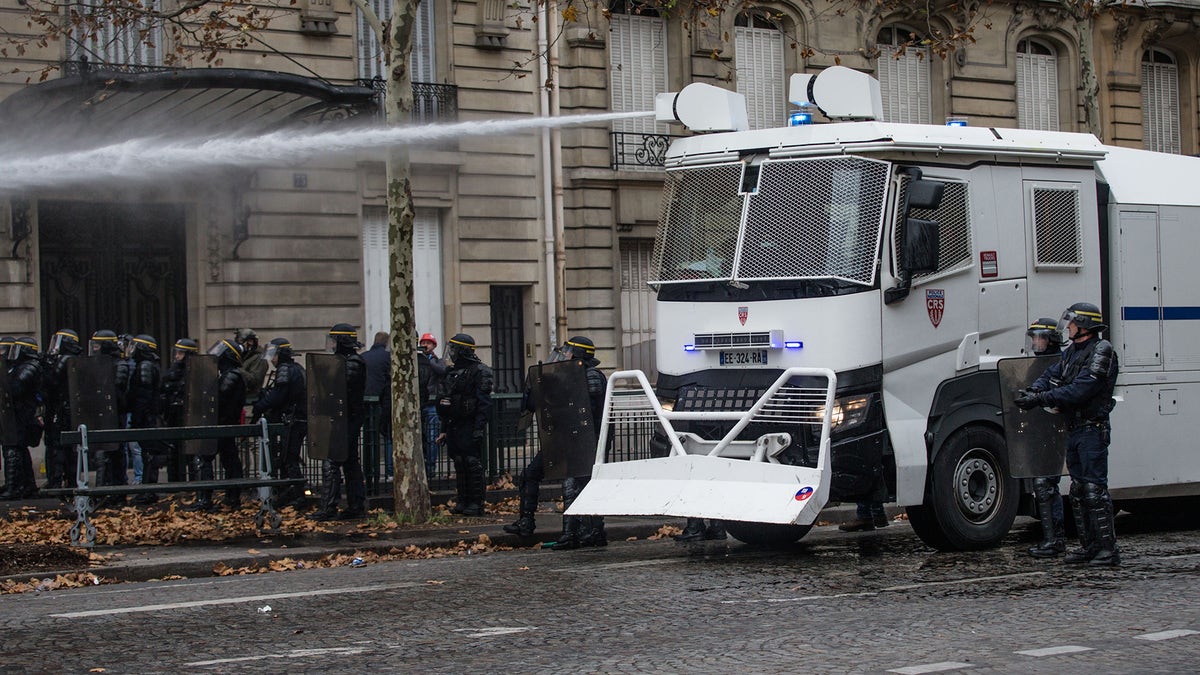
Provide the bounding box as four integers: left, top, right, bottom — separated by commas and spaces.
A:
1142, 48, 1181, 154
620, 238, 657, 376
362, 207, 444, 340
735, 16, 786, 130
358, 0, 434, 82
610, 12, 669, 136
875, 26, 931, 124
69, 0, 162, 66
1016, 39, 1059, 131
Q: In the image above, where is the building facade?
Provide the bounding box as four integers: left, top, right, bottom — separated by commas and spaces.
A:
0, 0, 1197, 396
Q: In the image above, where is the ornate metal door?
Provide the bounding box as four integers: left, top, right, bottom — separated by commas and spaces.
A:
39, 200, 187, 364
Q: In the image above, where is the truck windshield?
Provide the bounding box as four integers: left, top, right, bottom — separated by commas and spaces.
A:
653, 156, 891, 301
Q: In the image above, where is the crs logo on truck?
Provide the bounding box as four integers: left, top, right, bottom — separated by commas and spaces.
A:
926, 289, 945, 328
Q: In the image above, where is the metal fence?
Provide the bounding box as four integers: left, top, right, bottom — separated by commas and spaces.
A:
611, 131, 682, 170
220, 394, 657, 498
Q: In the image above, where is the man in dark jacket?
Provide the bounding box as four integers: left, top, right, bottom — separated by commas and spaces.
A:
125, 335, 167, 504
1016, 302, 1120, 566
188, 339, 247, 512
313, 324, 368, 521
436, 333, 492, 516
236, 329, 268, 399
1, 337, 43, 500
42, 329, 84, 489
360, 332, 392, 478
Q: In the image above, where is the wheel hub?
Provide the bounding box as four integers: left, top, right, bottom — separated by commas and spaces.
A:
953, 449, 998, 522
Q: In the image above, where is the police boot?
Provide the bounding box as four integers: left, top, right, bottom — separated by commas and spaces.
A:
674, 518, 708, 542
449, 459, 467, 514
457, 456, 486, 516
0, 447, 22, 500
503, 516, 536, 537
704, 520, 728, 541
1064, 483, 1096, 564
1028, 486, 1066, 558
551, 515, 583, 551
580, 516, 607, 548
338, 458, 367, 520
312, 462, 343, 521
1085, 484, 1120, 567
18, 449, 38, 499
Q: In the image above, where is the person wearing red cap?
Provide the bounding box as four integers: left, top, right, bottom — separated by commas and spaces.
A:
417, 333, 446, 481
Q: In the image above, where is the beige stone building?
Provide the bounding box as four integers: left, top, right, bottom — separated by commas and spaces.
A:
0, 0, 1197, 402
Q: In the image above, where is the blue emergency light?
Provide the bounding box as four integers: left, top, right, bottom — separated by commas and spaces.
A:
683, 344, 696, 352
784, 341, 804, 349
946, 117, 968, 127
788, 109, 813, 126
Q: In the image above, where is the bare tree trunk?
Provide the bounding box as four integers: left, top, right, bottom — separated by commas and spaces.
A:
386, 0, 431, 522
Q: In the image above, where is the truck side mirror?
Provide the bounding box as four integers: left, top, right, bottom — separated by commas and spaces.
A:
904, 218, 940, 274
906, 178, 945, 210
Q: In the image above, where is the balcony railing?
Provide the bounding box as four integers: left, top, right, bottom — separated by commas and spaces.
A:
611, 131, 683, 170
356, 78, 459, 123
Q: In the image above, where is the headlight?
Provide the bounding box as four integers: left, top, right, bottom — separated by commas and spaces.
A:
819, 394, 871, 432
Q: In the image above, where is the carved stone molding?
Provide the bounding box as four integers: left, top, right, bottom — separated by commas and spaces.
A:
475, 0, 510, 50
205, 199, 222, 282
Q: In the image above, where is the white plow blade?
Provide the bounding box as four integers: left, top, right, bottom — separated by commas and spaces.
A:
567, 446, 831, 525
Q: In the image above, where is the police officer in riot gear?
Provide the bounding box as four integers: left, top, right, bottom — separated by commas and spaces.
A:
504, 336, 606, 540
235, 329, 268, 398
547, 337, 608, 550
1, 337, 43, 500
313, 324, 368, 521
159, 338, 199, 481
252, 338, 308, 510
42, 329, 84, 489
1016, 302, 1120, 566
188, 339, 247, 512
125, 335, 167, 504
1024, 318, 1067, 558
436, 333, 493, 517
90, 329, 131, 493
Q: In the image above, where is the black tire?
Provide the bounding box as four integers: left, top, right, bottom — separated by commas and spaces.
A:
912, 425, 1019, 551
724, 520, 812, 546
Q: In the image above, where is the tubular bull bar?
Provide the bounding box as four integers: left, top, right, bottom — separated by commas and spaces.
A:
566, 367, 837, 525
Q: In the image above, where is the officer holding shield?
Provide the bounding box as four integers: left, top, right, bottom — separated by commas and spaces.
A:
0, 337, 43, 500
42, 329, 84, 489
253, 338, 308, 510
1015, 302, 1120, 566
312, 324, 368, 521
1024, 318, 1067, 558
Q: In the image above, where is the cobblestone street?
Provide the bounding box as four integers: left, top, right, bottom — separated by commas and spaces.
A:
3, 515, 1199, 673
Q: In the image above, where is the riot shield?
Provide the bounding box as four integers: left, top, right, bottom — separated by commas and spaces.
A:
0, 367, 21, 446
998, 355, 1068, 479
67, 356, 120, 433
183, 354, 219, 456
528, 359, 597, 480
307, 353, 348, 462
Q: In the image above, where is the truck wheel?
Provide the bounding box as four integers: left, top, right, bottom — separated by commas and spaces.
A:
724, 521, 812, 546
913, 426, 1018, 551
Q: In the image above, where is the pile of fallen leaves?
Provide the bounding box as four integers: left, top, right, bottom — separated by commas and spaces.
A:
1, 571, 116, 595
209, 533, 516, 576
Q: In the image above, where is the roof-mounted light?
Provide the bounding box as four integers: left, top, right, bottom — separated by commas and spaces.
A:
655, 83, 749, 133
788, 109, 813, 126
946, 117, 969, 127
788, 66, 883, 122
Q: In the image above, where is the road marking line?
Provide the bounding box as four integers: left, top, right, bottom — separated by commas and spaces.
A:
185, 646, 368, 666
453, 626, 538, 638
721, 571, 1044, 604
1015, 645, 1094, 657
50, 583, 419, 618
561, 559, 676, 572
887, 661, 973, 674
1134, 629, 1200, 641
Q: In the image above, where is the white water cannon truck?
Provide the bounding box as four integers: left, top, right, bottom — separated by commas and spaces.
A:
567, 66, 1200, 550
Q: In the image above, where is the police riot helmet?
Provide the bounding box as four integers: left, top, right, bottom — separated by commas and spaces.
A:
49, 329, 82, 357
326, 323, 361, 353
1058, 302, 1106, 339
235, 328, 259, 349
1025, 318, 1063, 356
445, 333, 476, 364
89, 329, 121, 356
172, 338, 199, 362
130, 334, 159, 361
208, 338, 243, 369
9, 336, 38, 362
266, 337, 293, 365
565, 336, 596, 360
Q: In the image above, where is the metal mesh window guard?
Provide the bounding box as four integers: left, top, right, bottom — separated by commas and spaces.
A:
1032, 186, 1083, 269
653, 163, 746, 283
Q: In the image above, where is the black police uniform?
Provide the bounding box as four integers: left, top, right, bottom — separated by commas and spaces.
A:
314, 325, 368, 521
1019, 303, 1120, 565
1, 339, 43, 500
90, 330, 131, 493
126, 336, 168, 503
159, 338, 199, 482
1025, 318, 1066, 558
42, 330, 84, 489
436, 334, 493, 516
252, 339, 308, 509
190, 340, 247, 511
552, 348, 607, 550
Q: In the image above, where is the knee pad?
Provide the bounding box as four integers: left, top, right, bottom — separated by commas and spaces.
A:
1082, 481, 1110, 509
1069, 481, 1086, 501
1033, 477, 1059, 501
